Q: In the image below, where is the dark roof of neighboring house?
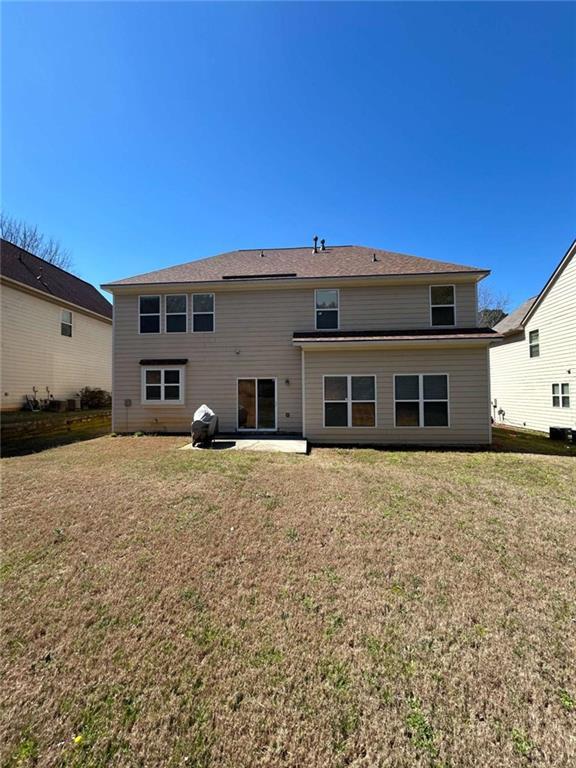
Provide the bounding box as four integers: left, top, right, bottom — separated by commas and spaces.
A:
494, 296, 537, 335
294, 328, 500, 343
0, 239, 112, 319
104, 244, 488, 286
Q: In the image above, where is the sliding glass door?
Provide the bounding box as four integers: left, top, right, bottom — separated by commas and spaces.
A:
237, 378, 276, 431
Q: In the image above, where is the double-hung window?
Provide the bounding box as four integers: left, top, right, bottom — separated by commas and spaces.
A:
430, 286, 455, 326
315, 289, 339, 330
552, 383, 570, 408
192, 294, 214, 332
61, 309, 73, 337
139, 296, 161, 333
324, 375, 376, 427
166, 295, 187, 333
529, 330, 540, 358
395, 374, 449, 427
142, 367, 184, 404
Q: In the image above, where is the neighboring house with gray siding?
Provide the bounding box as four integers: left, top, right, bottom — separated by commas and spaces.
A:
0, 239, 113, 411
102, 240, 498, 445
490, 239, 575, 433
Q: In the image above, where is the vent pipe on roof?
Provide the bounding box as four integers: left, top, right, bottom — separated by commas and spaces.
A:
320, 238, 326, 251
312, 235, 318, 253
260, 250, 265, 257
372, 252, 379, 263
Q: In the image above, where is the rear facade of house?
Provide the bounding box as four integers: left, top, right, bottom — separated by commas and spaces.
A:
0, 239, 113, 410
103, 242, 497, 445
490, 240, 575, 433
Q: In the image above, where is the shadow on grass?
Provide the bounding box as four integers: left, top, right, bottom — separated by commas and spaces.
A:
490, 426, 575, 457
1, 427, 111, 458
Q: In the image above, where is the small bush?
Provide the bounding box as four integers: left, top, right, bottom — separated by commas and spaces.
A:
79, 387, 111, 409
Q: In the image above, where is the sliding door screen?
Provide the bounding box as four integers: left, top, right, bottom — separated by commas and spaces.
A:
238, 378, 276, 430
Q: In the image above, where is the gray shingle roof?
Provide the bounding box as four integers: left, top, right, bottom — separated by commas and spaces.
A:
105, 245, 488, 286
1, 239, 112, 319
494, 296, 537, 335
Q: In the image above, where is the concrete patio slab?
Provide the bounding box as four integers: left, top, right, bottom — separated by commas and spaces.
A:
179, 437, 308, 454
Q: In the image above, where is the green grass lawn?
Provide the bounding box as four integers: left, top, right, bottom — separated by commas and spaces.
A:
1, 428, 574, 767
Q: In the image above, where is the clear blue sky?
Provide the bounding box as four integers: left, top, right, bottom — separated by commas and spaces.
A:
2, 1, 575, 307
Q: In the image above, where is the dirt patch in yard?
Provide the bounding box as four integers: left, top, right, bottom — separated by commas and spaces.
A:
1, 430, 575, 767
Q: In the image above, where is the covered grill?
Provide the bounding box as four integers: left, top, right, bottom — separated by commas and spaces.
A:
191, 404, 218, 448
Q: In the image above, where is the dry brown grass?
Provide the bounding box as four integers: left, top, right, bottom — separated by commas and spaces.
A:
1, 431, 575, 767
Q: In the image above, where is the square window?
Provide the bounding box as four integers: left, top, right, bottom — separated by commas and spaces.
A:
316, 310, 338, 330
140, 315, 160, 333
423, 375, 448, 400
561, 383, 570, 395
352, 402, 375, 427
351, 376, 375, 401
146, 370, 161, 385
164, 386, 181, 400
145, 385, 161, 400
325, 402, 348, 427
143, 367, 184, 404
193, 294, 214, 313
430, 286, 454, 305
562, 397, 570, 408
395, 375, 420, 400
166, 315, 187, 333
316, 289, 338, 309
424, 402, 449, 426
166, 295, 186, 313
552, 384, 560, 395
431, 306, 455, 326
324, 376, 348, 401
140, 296, 160, 314
395, 402, 420, 426
164, 370, 180, 384
193, 313, 214, 332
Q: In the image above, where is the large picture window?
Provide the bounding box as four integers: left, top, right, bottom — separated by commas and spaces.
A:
315, 289, 339, 330
166, 295, 187, 333
141, 367, 184, 404
395, 374, 449, 427
323, 375, 376, 427
192, 294, 214, 332
139, 296, 161, 334
430, 286, 455, 327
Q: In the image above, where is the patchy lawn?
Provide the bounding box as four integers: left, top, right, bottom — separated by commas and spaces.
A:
1, 430, 574, 767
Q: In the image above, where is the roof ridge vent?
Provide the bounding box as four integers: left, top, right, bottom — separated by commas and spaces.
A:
372, 252, 379, 262
312, 235, 318, 254
320, 238, 326, 251
260, 250, 265, 257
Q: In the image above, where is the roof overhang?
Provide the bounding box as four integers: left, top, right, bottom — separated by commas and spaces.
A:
294, 329, 501, 351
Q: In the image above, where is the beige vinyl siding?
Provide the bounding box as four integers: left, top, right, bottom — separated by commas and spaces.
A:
111, 279, 480, 434
304, 347, 490, 444
490, 253, 575, 432
0, 282, 112, 410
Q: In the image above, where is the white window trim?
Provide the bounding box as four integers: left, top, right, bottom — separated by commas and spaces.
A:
429, 285, 456, 328
165, 294, 188, 334
529, 329, 540, 358
393, 373, 451, 428
236, 377, 277, 431
191, 293, 215, 333
322, 374, 377, 428
552, 382, 571, 408
138, 295, 161, 335
61, 309, 73, 337
315, 288, 340, 331
141, 366, 185, 405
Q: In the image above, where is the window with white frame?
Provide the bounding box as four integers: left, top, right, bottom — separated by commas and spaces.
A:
142, 367, 184, 404
552, 383, 570, 408
315, 289, 339, 330
139, 296, 161, 333
61, 309, 72, 337
430, 286, 455, 326
324, 375, 376, 427
166, 295, 187, 333
395, 374, 449, 427
192, 294, 214, 332
529, 329, 540, 358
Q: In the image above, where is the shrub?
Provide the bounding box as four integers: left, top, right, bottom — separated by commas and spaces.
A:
79, 387, 112, 409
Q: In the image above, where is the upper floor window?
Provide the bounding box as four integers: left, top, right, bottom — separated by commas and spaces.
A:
430, 286, 455, 326
394, 374, 449, 427
166, 295, 187, 333
315, 289, 339, 330
324, 375, 376, 427
192, 294, 214, 332
529, 330, 540, 358
552, 383, 570, 408
61, 309, 73, 337
139, 296, 160, 334
142, 366, 185, 404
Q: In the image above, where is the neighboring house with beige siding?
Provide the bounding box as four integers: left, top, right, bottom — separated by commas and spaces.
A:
490, 239, 575, 433
102, 240, 498, 445
0, 239, 112, 410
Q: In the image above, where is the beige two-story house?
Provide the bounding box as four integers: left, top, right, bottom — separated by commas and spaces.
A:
102, 241, 498, 444
0, 239, 113, 410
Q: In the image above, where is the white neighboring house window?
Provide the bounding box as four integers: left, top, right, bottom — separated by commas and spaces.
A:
430, 286, 455, 327
61, 309, 73, 337
139, 296, 161, 334
529, 329, 540, 358
141, 367, 185, 404
166, 295, 187, 333
323, 375, 376, 427
192, 294, 214, 332
315, 289, 339, 330
394, 374, 449, 427
552, 383, 570, 408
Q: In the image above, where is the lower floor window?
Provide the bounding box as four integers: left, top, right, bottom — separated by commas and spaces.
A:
552, 383, 570, 408
395, 374, 449, 427
142, 367, 184, 404
324, 375, 376, 427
